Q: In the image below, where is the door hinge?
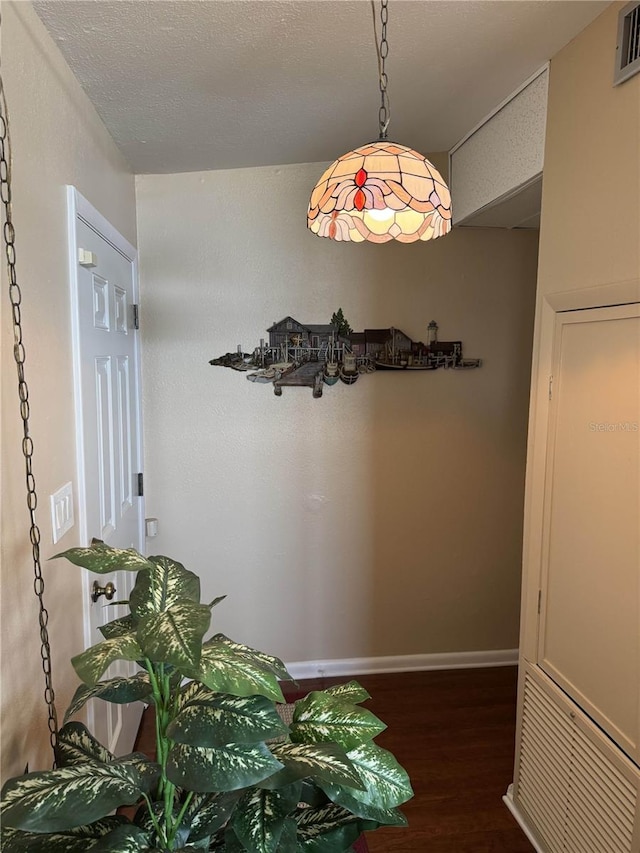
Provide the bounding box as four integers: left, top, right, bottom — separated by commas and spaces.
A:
537, 589, 542, 614
137, 473, 144, 497
548, 375, 553, 400
132, 304, 140, 330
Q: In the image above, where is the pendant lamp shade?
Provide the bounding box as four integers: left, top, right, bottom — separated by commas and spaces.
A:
307, 140, 452, 243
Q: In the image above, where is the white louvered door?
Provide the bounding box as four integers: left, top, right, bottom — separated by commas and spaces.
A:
512, 296, 640, 853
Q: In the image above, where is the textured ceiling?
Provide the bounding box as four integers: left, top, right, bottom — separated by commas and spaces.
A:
34, 0, 609, 174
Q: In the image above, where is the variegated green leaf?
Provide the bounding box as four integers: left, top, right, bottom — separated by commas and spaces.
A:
291, 692, 385, 751
343, 743, 413, 809
294, 805, 375, 852
206, 831, 228, 852
315, 780, 408, 826
322, 682, 370, 705
222, 827, 246, 853
72, 635, 143, 686
52, 542, 153, 574
260, 743, 363, 791
209, 595, 227, 609
168, 684, 287, 747
0, 817, 128, 852
129, 556, 200, 617
185, 791, 243, 842
64, 673, 152, 723
207, 829, 228, 853
231, 782, 301, 853
275, 816, 298, 852
210, 634, 292, 682
99, 614, 136, 640
298, 781, 331, 809
166, 741, 283, 793
186, 639, 284, 703
136, 600, 210, 670
1, 756, 160, 833
89, 824, 150, 852
131, 799, 189, 850
55, 722, 114, 767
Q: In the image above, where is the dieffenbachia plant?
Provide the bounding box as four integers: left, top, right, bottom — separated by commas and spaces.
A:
1, 542, 412, 852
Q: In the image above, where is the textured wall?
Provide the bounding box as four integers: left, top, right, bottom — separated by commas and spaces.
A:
0, 2, 136, 780
536, 3, 640, 297
519, 2, 640, 660
451, 68, 548, 223
136, 158, 538, 670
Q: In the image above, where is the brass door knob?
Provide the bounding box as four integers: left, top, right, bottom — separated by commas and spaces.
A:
92, 580, 116, 603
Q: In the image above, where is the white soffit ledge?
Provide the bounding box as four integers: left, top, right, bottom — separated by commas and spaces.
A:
450, 66, 549, 226
458, 174, 543, 230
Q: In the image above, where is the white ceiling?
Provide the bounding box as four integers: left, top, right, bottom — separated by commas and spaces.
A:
34, 0, 609, 175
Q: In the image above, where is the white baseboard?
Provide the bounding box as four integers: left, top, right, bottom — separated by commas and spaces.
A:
285, 648, 518, 681
503, 785, 545, 853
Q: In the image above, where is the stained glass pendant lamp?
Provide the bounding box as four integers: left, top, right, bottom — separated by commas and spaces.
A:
307, 0, 452, 244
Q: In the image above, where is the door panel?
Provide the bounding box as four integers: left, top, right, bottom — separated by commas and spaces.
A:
95, 355, 115, 538
71, 203, 144, 755
117, 356, 133, 515
538, 303, 640, 761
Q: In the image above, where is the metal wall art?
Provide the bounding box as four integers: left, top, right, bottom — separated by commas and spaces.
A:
209, 311, 481, 399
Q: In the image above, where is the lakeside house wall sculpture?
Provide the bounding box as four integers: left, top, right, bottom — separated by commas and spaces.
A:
209, 313, 482, 398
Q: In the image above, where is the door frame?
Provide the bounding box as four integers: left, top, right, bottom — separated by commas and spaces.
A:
519, 279, 640, 663
536, 302, 640, 759
66, 185, 145, 657
514, 278, 640, 790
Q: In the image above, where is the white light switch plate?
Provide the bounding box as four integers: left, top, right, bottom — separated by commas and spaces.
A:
50, 482, 74, 544
78, 248, 98, 267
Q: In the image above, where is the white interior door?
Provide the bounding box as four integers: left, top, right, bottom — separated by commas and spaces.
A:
69, 189, 144, 755
537, 302, 640, 761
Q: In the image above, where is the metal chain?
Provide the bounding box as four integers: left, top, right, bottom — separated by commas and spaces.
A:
372, 0, 391, 139
0, 49, 59, 760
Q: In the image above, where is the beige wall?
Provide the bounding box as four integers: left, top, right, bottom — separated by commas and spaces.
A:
537, 2, 640, 298
0, 2, 136, 779
520, 2, 640, 660
136, 159, 538, 670
513, 4, 640, 823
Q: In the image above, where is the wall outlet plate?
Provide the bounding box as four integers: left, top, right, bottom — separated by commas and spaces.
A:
50, 482, 74, 544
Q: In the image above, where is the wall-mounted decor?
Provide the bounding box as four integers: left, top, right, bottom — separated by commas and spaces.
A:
209, 312, 481, 398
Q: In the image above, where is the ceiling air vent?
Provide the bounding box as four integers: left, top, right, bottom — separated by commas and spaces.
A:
614, 1, 640, 85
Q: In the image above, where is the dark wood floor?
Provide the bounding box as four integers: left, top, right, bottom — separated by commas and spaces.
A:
136, 667, 532, 852
289, 668, 532, 853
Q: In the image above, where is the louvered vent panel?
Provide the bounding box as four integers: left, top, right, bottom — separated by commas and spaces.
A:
517, 671, 638, 853
564, 721, 636, 853
615, 1, 640, 85
518, 675, 571, 851
624, 3, 640, 65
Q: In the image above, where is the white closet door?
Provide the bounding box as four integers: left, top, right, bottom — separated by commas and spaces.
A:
537, 303, 640, 761
69, 189, 145, 757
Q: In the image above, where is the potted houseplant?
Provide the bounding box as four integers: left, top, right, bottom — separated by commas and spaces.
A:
1, 542, 412, 852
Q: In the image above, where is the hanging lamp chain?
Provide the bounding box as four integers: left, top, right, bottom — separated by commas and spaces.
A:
0, 56, 59, 760
372, 0, 391, 140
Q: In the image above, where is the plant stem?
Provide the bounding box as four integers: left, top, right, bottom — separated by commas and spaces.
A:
145, 659, 166, 780
142, 792, 166, 848
158, 664, 181, 844
167, 791, 194, 847
145, 658, 176, 847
